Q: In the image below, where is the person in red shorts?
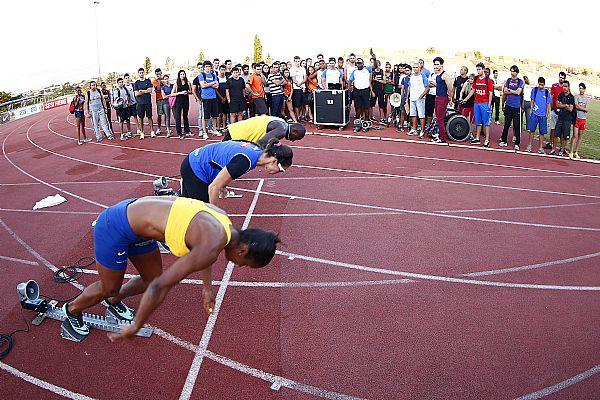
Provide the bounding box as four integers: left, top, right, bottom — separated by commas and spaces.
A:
570, 83, 589, 159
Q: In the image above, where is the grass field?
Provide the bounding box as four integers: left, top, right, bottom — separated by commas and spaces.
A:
519, 99, 599, 160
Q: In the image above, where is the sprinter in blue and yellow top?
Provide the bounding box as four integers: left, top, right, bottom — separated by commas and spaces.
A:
180, 139, 293, 205
222, 115, 306, 147
61, 196, 280, 342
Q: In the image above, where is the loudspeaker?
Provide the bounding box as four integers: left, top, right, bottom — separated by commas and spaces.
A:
153, 176, 168, 190
17, 280, 39, 302
314, 90, 350, 126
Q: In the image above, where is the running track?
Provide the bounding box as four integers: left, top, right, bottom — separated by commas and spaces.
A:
0, 103, 599, 399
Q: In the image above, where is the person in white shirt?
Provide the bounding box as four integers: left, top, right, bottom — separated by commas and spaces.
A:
522, 75, 534, 130
349, 58, 373, 131
290, 56, 307, 120
492, 69, 503, 124
322, 57, 343, 90
407, 62, 429, 137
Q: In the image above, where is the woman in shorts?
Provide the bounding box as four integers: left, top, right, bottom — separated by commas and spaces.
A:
72, 86, 91, 145
282, 69, 297, 123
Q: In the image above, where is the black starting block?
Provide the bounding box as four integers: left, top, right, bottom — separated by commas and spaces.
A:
33, 300, 154, 343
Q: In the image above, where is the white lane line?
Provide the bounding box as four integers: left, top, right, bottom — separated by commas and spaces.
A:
0, 362, 96, 400
179, 179, 264, 400
76, 268, 414, 288
152, 328, 363, 400
463, 251, 600, 277
0, 208, 100, 215
2, 127, 107, 209
437, 201, 600, 214
0, 179, 154, 186
293, 164, 600, 200
514, 364, 600, 400
300, 133, 600, 169
276, 250, 600, 291
0, 254, 38, 265
228, 186, 600, 232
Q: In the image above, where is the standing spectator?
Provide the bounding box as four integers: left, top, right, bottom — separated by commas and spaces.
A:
261, 64, 272, 115
160, 74, 174, 137
241, 65, 251, 84
225, 59, 233, 76
337, 57, 346, 87
267, 62, 285, 118
526, 77, 551, 154
317, 54, 324, 62
111, 78, 132, 141
349, 58, 372, 131
100, 82, 113, 134
459, 74, 476, 129
453, 66, 469, 106
282, 68, 297, 122
553, 80, 575, 156
247, 63, 268, 116
396, 65, 411, 132
470, 62, 493, 147
491, 69, 503, 124
383, 62, 395, 125
152, 68, 166, 136
123, 73, 138, 137
226, 67, 247, 124
217, 65, 229, 130
425, 69, 437, 134
371, 60, 386, 123
306, 57, 313, 69
499, 65, 524, 150
192, 63, 206, 138
172, 70, 192, 139
213, 58, 220, 72
547, 71, 566, 149
317, 60, 327, 89
407, 61, 429, 138
290, 56, 307, 121
85, 81, 114, 142
419, 59, 430, 78
570, 83, 589, 159
72, 86, 91, 145
431, 57, 454, 143
522, 76, 533, 131
323, 57, 343, 90
305, 65, 318, 123
133, 67, 154, 139
198, 61, 221, 136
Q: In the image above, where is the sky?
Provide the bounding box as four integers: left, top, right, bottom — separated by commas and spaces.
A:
2, 0, 598, 94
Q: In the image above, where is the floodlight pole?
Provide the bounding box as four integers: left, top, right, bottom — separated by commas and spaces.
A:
93, 1, 101, 82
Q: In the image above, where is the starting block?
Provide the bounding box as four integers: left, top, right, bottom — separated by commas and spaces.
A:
32, 300, 154, 342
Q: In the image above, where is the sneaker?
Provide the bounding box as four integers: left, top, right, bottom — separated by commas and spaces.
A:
569, 152, 574, 159
418, 132, 424, 139
499, 141, 508, 147
150, 131, 156, 138
107, 135, 114, 140
514, 145, 519, 152
526, 145, 532, 152
83, 137, 92, 143
166, 131, 172, 138
127, 132, 135, 139
167, 129, 173, 135
470, 138, 480, 144
212, 130, 222, 137
549, 149, 556, 155
396, 128, 404, 133
77, 140, 83, 145
136, 129, 143, 136
483, 140, 490, 148
538, 148, 545, 155
544, 142, 553, 150
185, 131, 193, 136
575, 152, 580, 159
353, 126, 360, 133
495, 121, 500, 125
558, 150, 564, 157
140, 132, 145, 140
120, 133, 127, 141
407, 129, 418, 136
431, 137, 444, 144
202, 133, 208, 139
61, 303, 89, 336
96, 137, 103, 143
178, 134, 184, 139
102, 299, 135, 321
156, 128, 161, 135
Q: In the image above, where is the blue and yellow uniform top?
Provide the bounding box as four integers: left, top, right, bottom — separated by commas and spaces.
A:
228, 115, 284, 142
164, 197, 232, 257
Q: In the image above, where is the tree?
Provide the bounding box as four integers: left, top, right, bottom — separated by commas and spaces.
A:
0, 91, 12, 105
426, 47, 436, 54
253, 34, 263, 63
197, 51, 205, 65
106, 72, 118, 86
144, 57, 152, 74
244, 56, 251, 65
265, 53, 272, 65
474, 51, 482, 59
165, 56, 174, 71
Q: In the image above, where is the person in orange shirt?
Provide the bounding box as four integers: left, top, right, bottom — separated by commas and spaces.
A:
153, 68, 167, 136
305, 65, 319, 123
282, 69, 297, 122
246, 63, 268, 116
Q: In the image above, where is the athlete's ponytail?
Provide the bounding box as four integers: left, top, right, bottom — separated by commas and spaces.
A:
264, 139, 293, 168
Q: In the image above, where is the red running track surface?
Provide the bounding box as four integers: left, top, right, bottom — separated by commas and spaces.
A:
0, 105, 599, 399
